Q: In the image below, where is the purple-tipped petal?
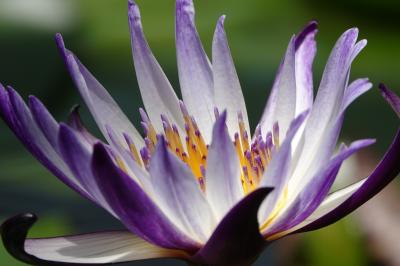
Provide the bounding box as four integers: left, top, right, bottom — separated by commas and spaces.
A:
212, 16, 249, 136
259, 22, 317, 139
1, 213, 188, 265
294, 128, 400, 233
192, 188, 273, 266
341, 78, 373, 111
379, 84, 400, 117
149, 137, 216, 243
55, 34, 143, 149
91, 143, 200, 251
295, 21, 317, 116
0, 85, 91, 201
128, 1, 185, 132
206, 111, 244, 221
266, 138, 375, 236
258, 110, 309, 223
67, 105, 98, 145
176, 0, 214, 141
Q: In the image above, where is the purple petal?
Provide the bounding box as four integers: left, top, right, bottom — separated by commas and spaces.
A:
149, 137, 216, 243
0, 85, 91, 201
128, 1, 185, 132
67, 105, 98, 145
266, 139, 375, 236
192, 188, 273, 266
341, 78, 372, 112
1, 213, 188, 265
295, 128, 400, 233
379, 83, 400, 117
258, 110, 309, 223
176, 0, 214, 141
212, 15, 249, 136
206, 111, 244, 221
58, 124, 115, 215
91, 143, 200, 251
55, 34, 143, 149
28, 96, 59, 148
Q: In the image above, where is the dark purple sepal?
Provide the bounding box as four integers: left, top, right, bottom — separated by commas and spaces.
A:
191, 188, 273, 266
296, 128, 400, 233
1, 213, 78, 266
67, 105, 98, 145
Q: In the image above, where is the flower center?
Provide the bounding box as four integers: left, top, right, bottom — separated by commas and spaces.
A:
119, 103, 280, 194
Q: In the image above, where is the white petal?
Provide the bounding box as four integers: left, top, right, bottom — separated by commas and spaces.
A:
25, 231, 187, 264
149, 138, 216, 243
128, 2, 185, 132
56, 34, 144, 149
206, 112, 244, 221
212, 16, 249, 137
176, 0, 214, 142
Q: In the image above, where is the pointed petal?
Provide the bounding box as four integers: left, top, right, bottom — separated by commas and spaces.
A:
67, 105, 98, 145
176, 0, 214, 141
91, 143, 199, 251
192, 188, 273, 266
258, 110, 309, 223
149, 137, 216, 243
212, 15, 249, 136
266, 139, 375, 236
55, 34, 143, 149
341, 78, 372, 111
379, 84, 400, 117
294, 21, 317, 116
58, 124, 115, 215
259, 22, 317, 139
294, 128, 400, 233
28, 96, 59, 148
0, 85, 91, 201
260, 36, 297, 137
1, 214, 188, 265
206, 111, 244, 221
128, 1, 184, 132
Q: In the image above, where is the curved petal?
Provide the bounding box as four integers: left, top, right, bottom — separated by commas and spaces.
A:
212, 15, 249, 136
294, 21, 317, 116
258, 110, 309, 223
379, 84, 400, 117
293, 127, 400, 233
67, 105, 98, 145
265, 139, 375, 237
91, 143, 200, 252
259, 21, 317, 139
192, 188, 273, 266
341, 78, 372, 112
0, 85, 91, 201
55, 34, 143, 149
28, 96, 59, 149
206, 111, 244, 221
149, 137, 216, 243
58, 124, 115, 215
176, 0, 214, 142
1, 213, 188, 265
128, 1, 184, 132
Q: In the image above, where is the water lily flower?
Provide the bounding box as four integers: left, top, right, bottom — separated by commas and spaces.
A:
1, 0, 399, 265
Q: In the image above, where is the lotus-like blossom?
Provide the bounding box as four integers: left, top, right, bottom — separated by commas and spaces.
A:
1, 0, 399, 265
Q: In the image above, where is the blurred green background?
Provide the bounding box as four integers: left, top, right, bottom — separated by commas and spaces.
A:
0, 0, 399, 265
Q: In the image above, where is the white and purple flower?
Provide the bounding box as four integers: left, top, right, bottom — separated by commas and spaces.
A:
1, 0, 399, 265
